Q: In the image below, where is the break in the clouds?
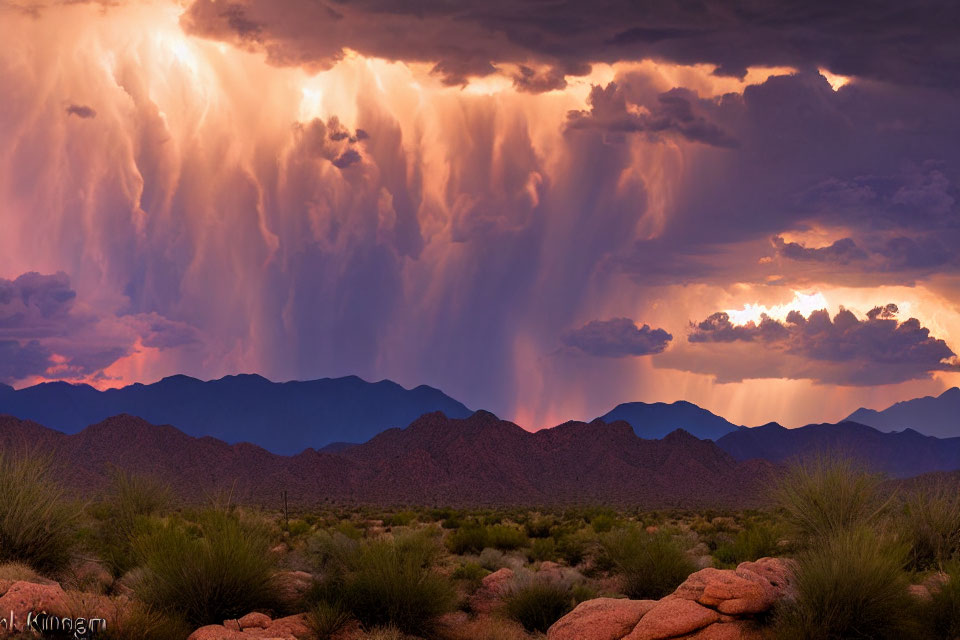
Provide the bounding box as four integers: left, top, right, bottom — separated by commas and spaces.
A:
562, 318, 672, 358
678, 305, 960, 386
2, 0, 960, 428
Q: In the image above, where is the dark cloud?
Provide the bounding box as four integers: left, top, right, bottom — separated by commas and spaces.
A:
65, 104, 96, 118
562, 318, 672, 357
332, 149, 362, 169
567, 84, 738, 148
773, 236, 867, 264
181, 0, 960, 92
0, 340, 52, 383
682, 305, 960, 385
292, 117, 366, 169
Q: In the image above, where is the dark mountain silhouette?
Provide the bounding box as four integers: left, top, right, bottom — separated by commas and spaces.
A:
845, 387, 960, 439
717, 420, 960, 478
597, 400, 740, 441
0, 412, 771, 508
0, 374, 471, 455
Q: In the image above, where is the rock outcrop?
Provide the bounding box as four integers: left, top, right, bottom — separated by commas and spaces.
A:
548, 558, 794, 640
188, 613, 312, 640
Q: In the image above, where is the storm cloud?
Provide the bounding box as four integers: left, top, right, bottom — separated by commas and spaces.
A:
562, 318, 672, 357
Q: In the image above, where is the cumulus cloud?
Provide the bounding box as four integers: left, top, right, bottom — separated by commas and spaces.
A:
773, 236, 867, 264
562, 318, 672, 357
567, 84, 738, 148
680, 305, 960, 385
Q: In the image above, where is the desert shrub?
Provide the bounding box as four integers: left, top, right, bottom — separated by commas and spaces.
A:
773, 456, 891, 543
478, 548, 508, 570
921, 562, 960, 639
386, 510, 416, 527
590, 513, 617, 533
713, 522, 783, 568
285, 519, 311, 537
600, 526, 695, 599
773, 527, 920, 640
311, 531, 456, 636
309, 600, 352, 639
524, 517, 554, 538
94, 470, 172, 577
555, 530, 592, 566
335, 520, 364, 540
528, 537, 557, 562
487, 525, 528, 551
502, 579, 577, 632
360, 627, 417, 640
446, 525, 488, 554
0, 562, 42, 582
132, 509, 280, 627
900, 483, 960, 571
452, 562, 489, 593
0, 451, 79, 573
73, 596, 192, 640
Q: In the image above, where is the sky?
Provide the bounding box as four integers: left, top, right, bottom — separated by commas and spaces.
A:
1, 0, 959, 429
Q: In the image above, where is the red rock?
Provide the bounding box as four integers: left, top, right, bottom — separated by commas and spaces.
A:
187, 626, 246, 640
548, 597, 657, 640
734, 558, 793, 595
469, 567, 514, 615
262, 613, 312, 639
681, 621, 765, 639
0, 580, 69, 625
238, 612, 272, 629
624, 598, 720, 640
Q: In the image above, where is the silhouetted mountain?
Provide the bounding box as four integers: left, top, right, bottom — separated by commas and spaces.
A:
0, 412, 771, 508
846, 387, 960, 439
0, 374, 471, 454
717, 420, 960, 478
597, 401, 740, 441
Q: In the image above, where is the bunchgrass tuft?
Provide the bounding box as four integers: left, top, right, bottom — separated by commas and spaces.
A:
600, 526, 695, 599
0, 450, 79, 573
94, 470, 172, 577
773, 455, 891, 543
773, 527, 920, 640
308, 600, 352, 639
132, 509, 280, 627
502, 578, 577, 633
922, 561, 960, 640
309, 530, 455, 636
713, 521, 783, 568
900, 481, 960, 571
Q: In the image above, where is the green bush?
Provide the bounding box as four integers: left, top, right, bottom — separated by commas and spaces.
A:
503, 580, 576, 633
773, 456, 890, 543
600, 527, 695, 599
524, 517, 554, 538
922, 562, 960, 640
528, 537, 557, 562
0, 451, 79, 573
446, 525, 488, 555
133, 510, 280, 627
900, 483, 960, 571
773, 527, 920, 640
487, 525, 528, 551
386, 511, 416, 527
713, 522, 782, 568
309, 600, 352, 639
94, 470, 172, 577
452, 562, 489, 594
556, 531, 591, 566
311, 531, 455, 636
590, 514, 617, 533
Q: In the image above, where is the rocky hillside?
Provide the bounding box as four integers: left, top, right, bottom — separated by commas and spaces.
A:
0, 411, 771, 508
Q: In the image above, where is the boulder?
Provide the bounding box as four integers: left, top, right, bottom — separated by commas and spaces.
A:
681, 621, 765, 639
0, 580, 69, 626
188, 626, 247, 640
260, 613, 312, 639
238, 612, 272, 629
624, 597, 720, 640
548, 597, 656, 640
273, 570, 313, 604
469, 567, 514, 614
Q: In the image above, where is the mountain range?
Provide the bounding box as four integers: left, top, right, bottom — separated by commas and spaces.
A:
0, 374, 471, 455
0, 412, 771, 508
845, 387, 960, 439
597, 400, 740, 441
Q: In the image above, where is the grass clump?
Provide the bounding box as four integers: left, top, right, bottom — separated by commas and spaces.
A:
502, 580, 577, 633
0, 451, 79, 573
900, 482, 960, 571
133, 509, 280, 627
310, 531, 456, 636
309, 600, 352, 639
921, 562, 960, 639
600, 526, 694, 599
93, 470, 172, 577
773, 456, 890, 542
713, 521, 783, 568
773, 527, 919, 640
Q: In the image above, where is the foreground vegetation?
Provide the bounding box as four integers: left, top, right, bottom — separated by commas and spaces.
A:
0, 452, 958, 639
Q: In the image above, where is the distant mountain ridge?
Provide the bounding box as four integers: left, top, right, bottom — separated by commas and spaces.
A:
0, 374, 471, 455
0, 412, 771, 508
845, 387, 960, 438
717, 420, 960, 478
597, 400, 740, 441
